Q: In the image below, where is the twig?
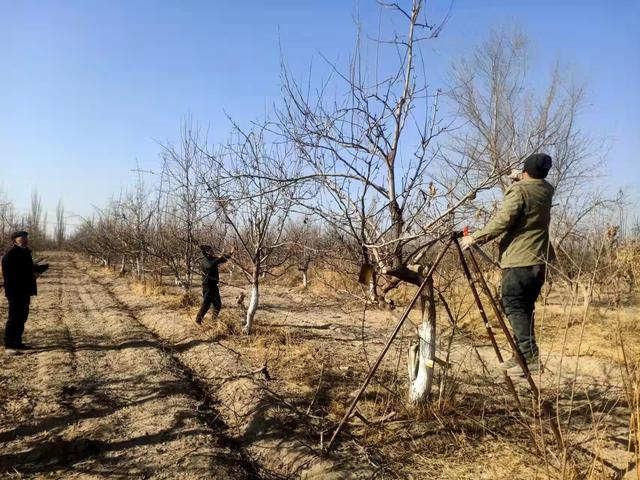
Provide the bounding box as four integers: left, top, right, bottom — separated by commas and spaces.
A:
306, 362, 325, 415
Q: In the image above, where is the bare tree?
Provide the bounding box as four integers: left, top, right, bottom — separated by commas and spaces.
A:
28, 189, 46, 248
72, 207, 123, 269
54, 199, 66, 249
447, 28, 601, 243
201, 122, 303, 334
277, 0, 485, 403
447, 28, 608, 307
154, 120, 210, 293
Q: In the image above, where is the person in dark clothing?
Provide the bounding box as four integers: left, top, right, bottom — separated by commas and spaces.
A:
195, 245, 233, 326
2, 231, 49, 354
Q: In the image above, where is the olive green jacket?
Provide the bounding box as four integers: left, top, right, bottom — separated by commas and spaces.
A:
471, 178, 555, 268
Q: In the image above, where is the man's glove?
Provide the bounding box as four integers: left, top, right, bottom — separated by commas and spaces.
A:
459, 235, 476, 251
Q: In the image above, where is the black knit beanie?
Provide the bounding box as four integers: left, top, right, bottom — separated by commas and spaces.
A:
523, 153, 552, 179
11, 230, 28, 241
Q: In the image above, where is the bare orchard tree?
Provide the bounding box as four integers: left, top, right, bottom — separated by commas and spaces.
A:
72, 204, 128, 269
201, 123, 303, 334
447, 28, 602, 243
154, 121, 210, 293
118, 175, 155, 279
284, 217, 328, 289
277, 1, 504, 403
446, 27, 608, 311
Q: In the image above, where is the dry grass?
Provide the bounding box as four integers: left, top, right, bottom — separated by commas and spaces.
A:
92, 259, 638, 479
204, 310, 245, 337
618, 322, 640, 479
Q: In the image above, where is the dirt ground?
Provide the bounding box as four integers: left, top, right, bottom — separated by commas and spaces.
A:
0, 253, 260, 479
1, 252, 637, 479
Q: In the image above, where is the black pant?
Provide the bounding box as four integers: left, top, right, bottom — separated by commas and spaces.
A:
501, 265, 545, 360
5, 295, 31, 347
196, 283, 221, 322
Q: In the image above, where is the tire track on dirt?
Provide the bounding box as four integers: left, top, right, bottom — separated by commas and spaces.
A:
82, 259, 376, 479
1, 252, 254, 479
0, 258, 87, 476
68, 255, 267, 479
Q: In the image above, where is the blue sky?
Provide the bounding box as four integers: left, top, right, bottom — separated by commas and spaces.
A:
0, 0, 638, 229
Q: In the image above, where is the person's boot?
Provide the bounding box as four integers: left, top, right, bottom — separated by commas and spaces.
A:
498, 356, 519, 371
4, 345, 21, 356
507, 354, 541, 376
194, 316, 203, 328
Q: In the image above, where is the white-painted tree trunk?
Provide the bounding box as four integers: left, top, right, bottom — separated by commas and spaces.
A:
302, 269, 308, 289
408, 279, 436, 404
244, 277, 259, 334
368, 281, 376, 302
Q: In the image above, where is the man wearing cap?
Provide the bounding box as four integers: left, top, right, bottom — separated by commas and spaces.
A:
460, 153, 555, 375
1, 231, 49, 354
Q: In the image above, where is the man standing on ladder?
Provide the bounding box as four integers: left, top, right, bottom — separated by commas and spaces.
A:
460, 153, 555, 375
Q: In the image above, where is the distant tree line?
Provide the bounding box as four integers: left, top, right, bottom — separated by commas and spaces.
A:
0, 189, 67, 253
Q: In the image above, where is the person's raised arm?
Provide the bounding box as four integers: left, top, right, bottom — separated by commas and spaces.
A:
471, 186, 525, 245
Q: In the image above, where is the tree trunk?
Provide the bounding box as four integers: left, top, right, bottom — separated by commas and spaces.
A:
581, 282, 593, 310
408, 277, 436, 404
133, 251, 146, 280
119, 255, 126, 276
244, 273, 259, 334
301, 269, 308, 289
184, 253, 192, 291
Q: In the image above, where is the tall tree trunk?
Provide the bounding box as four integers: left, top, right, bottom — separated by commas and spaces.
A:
408, 277, 436, 404
244, 270, 260, 334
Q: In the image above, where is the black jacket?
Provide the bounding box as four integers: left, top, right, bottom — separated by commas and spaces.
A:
1, 246, 47, 298
201, 253, 230, 286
